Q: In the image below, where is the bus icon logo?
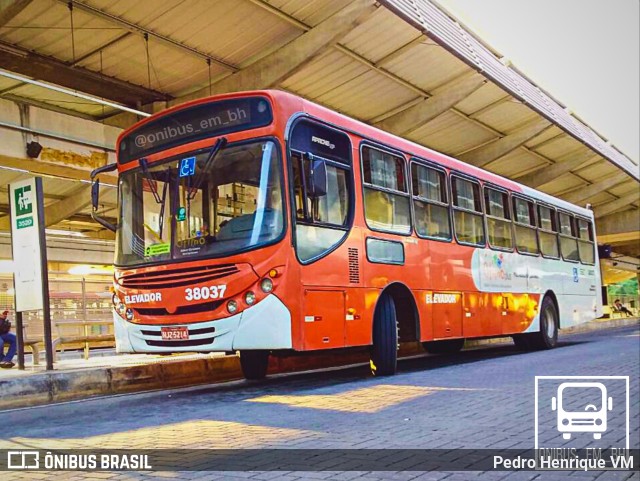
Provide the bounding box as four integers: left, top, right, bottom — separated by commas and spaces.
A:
552, 382, 612, 440
535, 376, 630, 449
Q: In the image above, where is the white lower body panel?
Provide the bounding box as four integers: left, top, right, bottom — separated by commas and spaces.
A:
114, 294, 292, 353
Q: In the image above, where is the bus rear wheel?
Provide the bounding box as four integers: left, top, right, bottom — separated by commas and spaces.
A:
529, 296, 558, 350
370, 294, 398, 376
239, 350, 270, 380
423, 338, 465, 354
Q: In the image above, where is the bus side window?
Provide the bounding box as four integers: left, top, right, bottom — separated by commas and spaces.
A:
485, 187, 513, 250
362, 146, 411, 234
512, 196, 538, 254
577, 218, 595, 265
411, 162, 451, 241
537, 205, 559, 258
558, 212, 579, 262
451, 176, 485, 246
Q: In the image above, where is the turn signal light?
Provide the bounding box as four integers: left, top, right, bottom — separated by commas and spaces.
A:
268, 269, 279, 278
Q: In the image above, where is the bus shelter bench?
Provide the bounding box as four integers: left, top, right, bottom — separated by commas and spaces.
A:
20, 323, 42, 366
22, 339, 41, 366
52, 320, 115, 360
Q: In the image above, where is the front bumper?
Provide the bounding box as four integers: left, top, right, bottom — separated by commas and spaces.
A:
113, 294, 292, 353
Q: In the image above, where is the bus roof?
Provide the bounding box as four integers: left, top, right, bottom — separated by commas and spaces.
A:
121, 89, 594, 220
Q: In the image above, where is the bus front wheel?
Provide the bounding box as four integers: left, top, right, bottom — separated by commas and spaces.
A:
423, 339, 465, 354
370, 294, 398, 376
239, 350, 270, 380
530, 296, 558, 350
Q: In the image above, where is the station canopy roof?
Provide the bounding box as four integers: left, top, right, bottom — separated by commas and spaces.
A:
0, 0, 638, 262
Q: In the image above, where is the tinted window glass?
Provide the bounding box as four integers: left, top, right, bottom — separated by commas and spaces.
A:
452, 178, 481, 212
412, 164, 446, 202
363, 146, 411, 234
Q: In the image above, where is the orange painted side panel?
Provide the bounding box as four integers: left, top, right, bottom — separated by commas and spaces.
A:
303, 290, 345, 350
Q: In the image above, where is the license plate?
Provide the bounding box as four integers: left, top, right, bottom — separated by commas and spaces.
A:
161, 326, 189, 340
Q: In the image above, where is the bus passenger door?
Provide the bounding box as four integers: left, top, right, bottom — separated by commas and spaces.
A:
303, 290, 345, 350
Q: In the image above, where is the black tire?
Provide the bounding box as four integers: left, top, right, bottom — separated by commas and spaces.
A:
423, 338, 465, 354
512, 334, 532, 351
239, 350, 270, 380
370, 294, 398, 376
529, 296, 558, 350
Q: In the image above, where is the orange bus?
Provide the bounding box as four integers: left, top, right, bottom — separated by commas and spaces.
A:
91, 90, 602, 379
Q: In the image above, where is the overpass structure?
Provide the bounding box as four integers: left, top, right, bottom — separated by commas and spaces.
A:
0, 0, 638, 282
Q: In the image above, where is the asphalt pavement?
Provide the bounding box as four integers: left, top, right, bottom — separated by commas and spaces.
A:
2, 324, 638, 481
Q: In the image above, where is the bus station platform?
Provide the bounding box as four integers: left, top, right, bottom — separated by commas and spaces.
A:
1, 316, 637, 412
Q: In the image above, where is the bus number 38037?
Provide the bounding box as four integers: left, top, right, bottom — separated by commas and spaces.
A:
185, 285, 227, 301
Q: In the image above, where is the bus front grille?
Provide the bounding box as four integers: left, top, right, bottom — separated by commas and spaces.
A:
145, 338, 215, 348
119, 264, 239, 289
135, 300, 224, 316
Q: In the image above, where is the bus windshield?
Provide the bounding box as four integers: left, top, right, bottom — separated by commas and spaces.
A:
116, 139, 284, 266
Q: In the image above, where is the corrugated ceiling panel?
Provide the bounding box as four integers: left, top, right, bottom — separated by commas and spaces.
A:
608, 181, 639, 198
583, 191, 616, 206
314, 70, 417, 121
281, 49, 370, 99
525, 126, 564, 149
408, 111, 495, 155
85, 0, 299, 68
484, 149, 546, 178
0, 2, 123, 64
455, 82, 509, 115
572, 162, 620, 183
541, 173, 585, 196
341, 7, 421, 64
79, 35, 217, 96
534, 136, 587, 161
383, 42, 470, 93
473, 101, 538, 134
266, 0, 353, 27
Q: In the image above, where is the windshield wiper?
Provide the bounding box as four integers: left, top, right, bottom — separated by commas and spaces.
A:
139, 157, 170, 239
187, 137, 227, 200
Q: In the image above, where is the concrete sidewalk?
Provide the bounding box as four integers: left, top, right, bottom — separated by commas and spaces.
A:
1, 316, 637, 410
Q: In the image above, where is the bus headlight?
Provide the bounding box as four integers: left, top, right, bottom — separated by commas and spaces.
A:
116, 301, 126, 316
595, 418, 602, 426
227, 300, 238, 314
245, 291, 256, 305
562, 418, 570, 426
125, 308, 134, 321
260, 278, 273, 293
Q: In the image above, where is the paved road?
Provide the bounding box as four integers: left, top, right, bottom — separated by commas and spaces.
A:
2, 324, 638, 480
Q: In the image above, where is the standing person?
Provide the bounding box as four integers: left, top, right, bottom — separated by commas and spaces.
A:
613, 299, 633, 317
0, 310, 16, 368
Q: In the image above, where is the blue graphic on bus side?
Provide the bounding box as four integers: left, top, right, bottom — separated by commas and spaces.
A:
572, 267, 579, 283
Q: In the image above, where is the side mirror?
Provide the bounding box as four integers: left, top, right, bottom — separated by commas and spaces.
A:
551, 397, 557, 411
307, 157, 327, 198
90, 162, 118, 232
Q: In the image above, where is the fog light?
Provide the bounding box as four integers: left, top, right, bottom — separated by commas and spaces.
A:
227, 300, 238, 314
260, 278, 273, 293
125, 308, 134, 321
245, 291, 256, 305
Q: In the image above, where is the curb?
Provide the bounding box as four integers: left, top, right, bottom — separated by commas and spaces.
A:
1, 319, 637, 410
